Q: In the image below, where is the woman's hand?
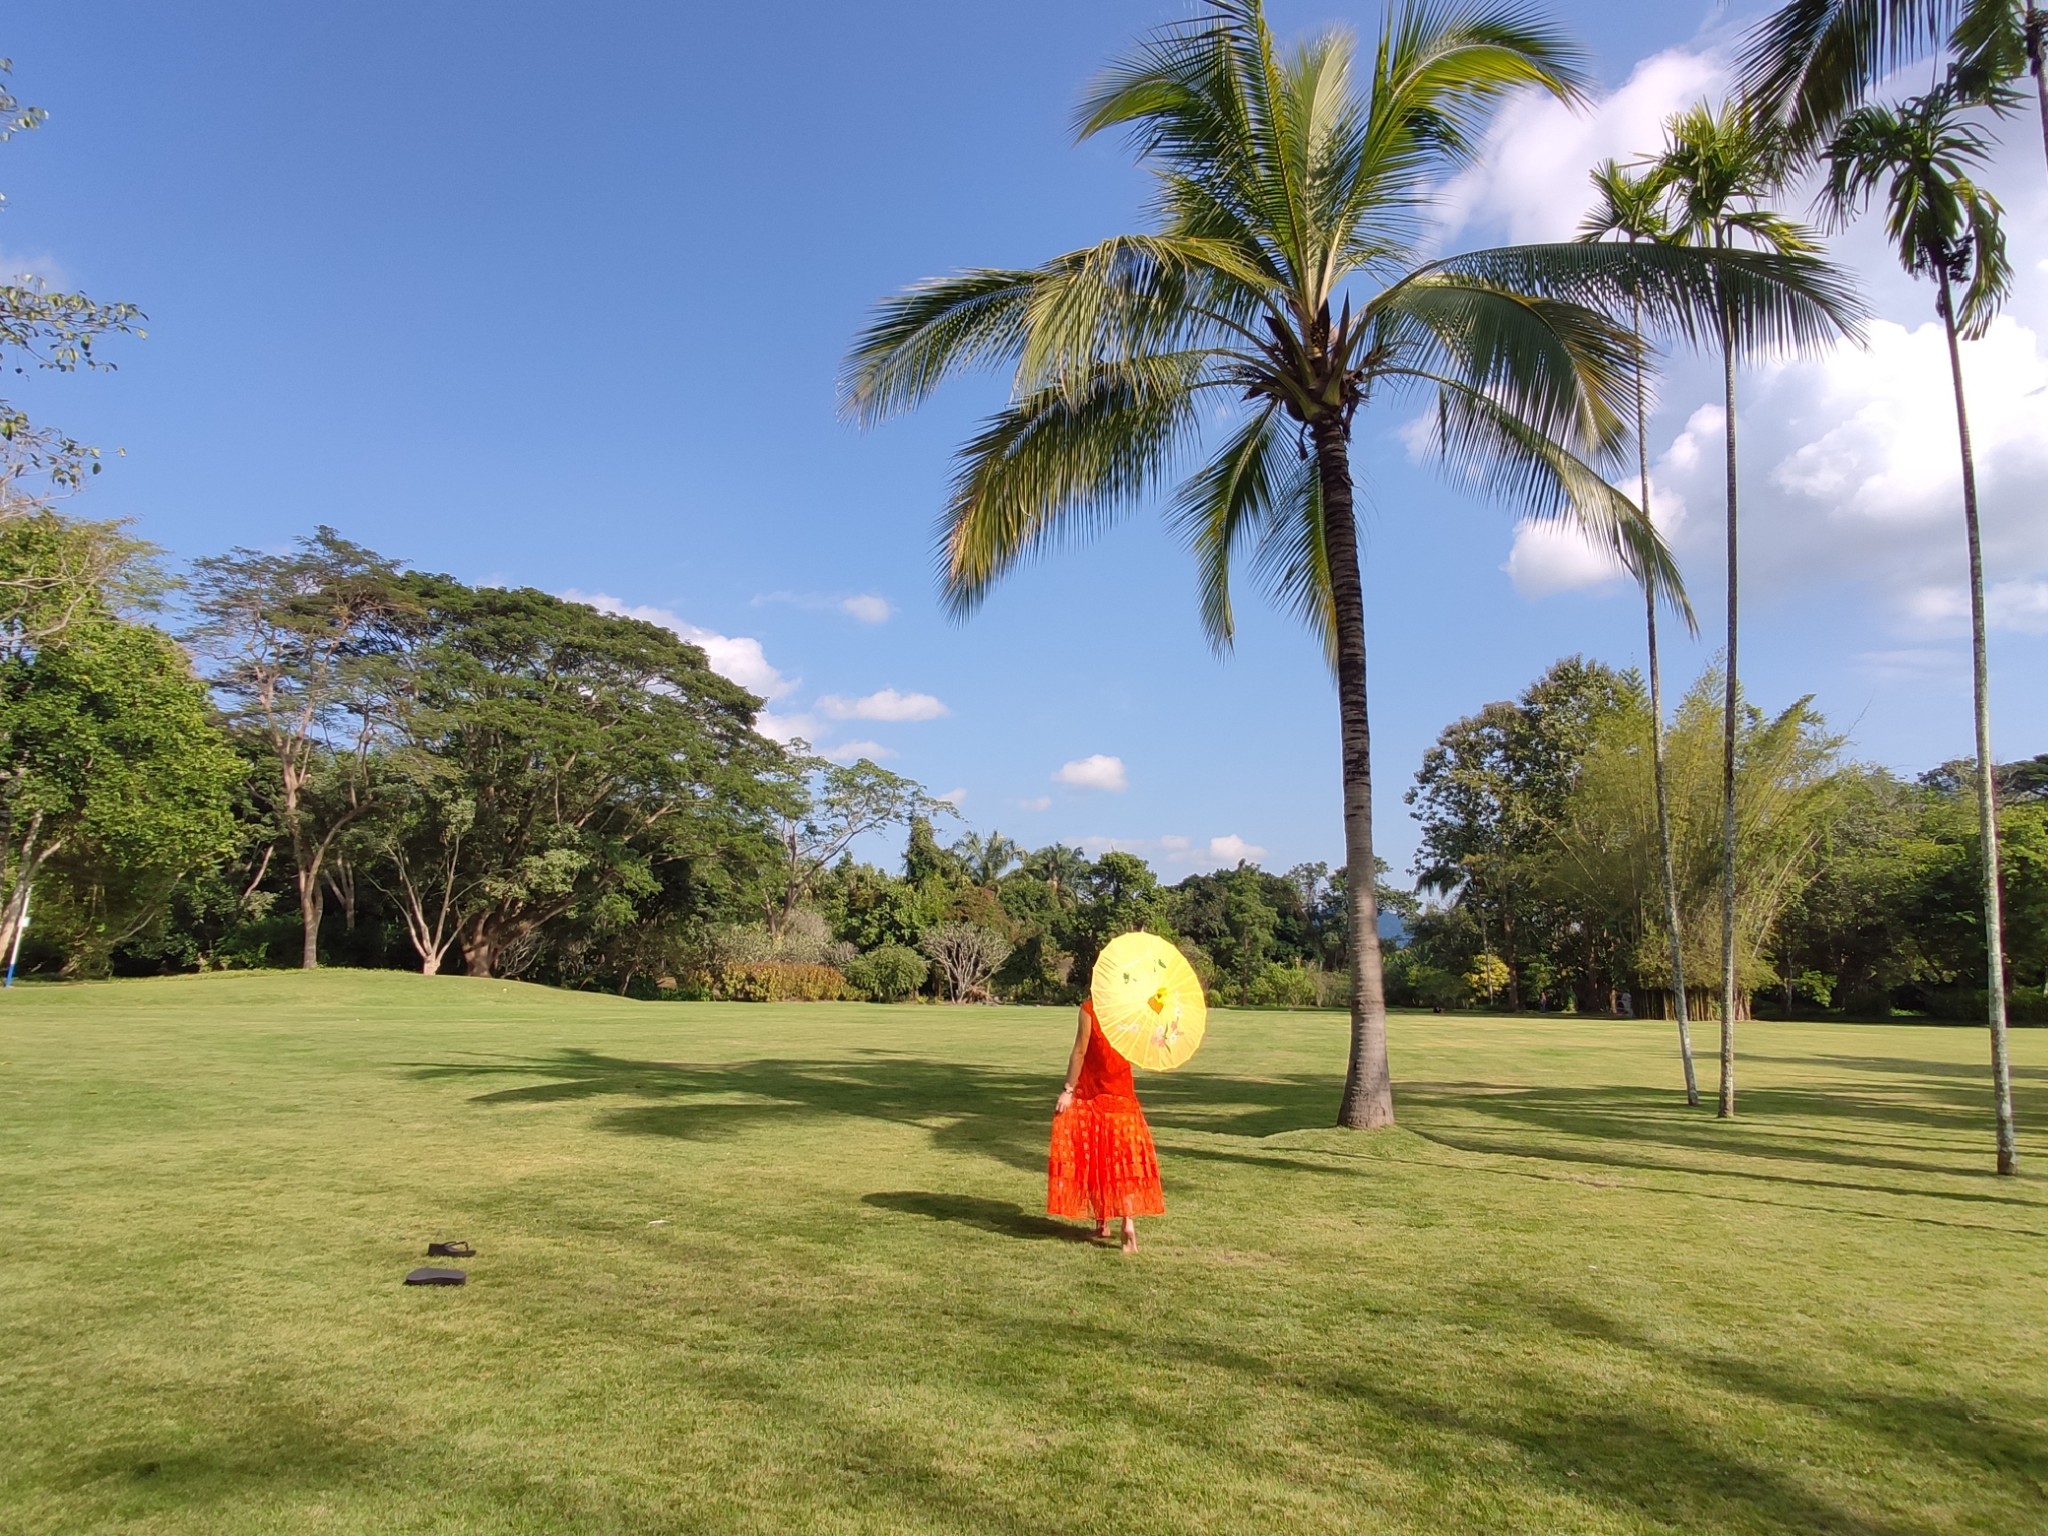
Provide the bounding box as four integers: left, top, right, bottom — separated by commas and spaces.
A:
1055, 1088, 1075, 1115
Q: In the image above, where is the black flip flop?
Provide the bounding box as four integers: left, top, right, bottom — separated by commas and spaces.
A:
427, 1240, 475, 1258
404, 1267, 467, 1286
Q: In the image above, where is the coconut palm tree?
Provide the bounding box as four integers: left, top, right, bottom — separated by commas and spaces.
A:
1742, 1, 2048, 170
1023, 843, 1089, 905
842, 0, 1858, 1129
955, 829, 1023, 888
1644, 100, 1852, 1119
1577, 160, 1700, 1108
1821, 80, 2018, 1174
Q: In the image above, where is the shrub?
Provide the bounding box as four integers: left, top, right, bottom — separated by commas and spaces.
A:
705, 962, 849, 1002
1246, 962, 1319, 1008
845, 944, 928, 1002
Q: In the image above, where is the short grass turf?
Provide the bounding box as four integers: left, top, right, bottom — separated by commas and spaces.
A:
3, 973, 2045, 1534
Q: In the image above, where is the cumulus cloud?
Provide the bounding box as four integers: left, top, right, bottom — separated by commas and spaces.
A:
822, 739, 895, 764
564, 590, 798, 700
1054, 754, 1129, 792
1018, 795, 1052, 812
1646, 319, 2048, 635
937, 787, 968, 807
1207, 834, 1267, 864
841, 594, 892, 624
1076, 832, 1269, 870
1436, 46, 1729, 245
816, 687, 948, 722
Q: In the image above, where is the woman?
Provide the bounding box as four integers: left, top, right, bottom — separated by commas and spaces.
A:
1048, 997, 1164, 1251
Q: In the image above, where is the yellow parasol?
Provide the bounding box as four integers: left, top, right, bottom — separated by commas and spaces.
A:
1090, 932, 1207, 1071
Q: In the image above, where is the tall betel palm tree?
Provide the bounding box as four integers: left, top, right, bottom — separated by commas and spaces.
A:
1742, 1, 2048, 170
1644, 101, 1855, 1119
843, 0, 1858, 1129
1576, 161, 1699, 1109
1821, 81, 2018, 1174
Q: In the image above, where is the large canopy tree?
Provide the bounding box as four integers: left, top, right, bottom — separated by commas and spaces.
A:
383, 582, 789, 978
1821, 80, 2019, 1173
844, 0, 1857, 1128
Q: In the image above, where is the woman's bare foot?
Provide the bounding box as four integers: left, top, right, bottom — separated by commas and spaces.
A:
1120, 1218, 1138, 1254
1094, 1217, 1109, 1242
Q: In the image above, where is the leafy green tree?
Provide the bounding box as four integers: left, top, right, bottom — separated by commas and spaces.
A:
386, 582, 788, 977
1548, 671, 1844, 1022
954, 829, 1022, 887
1409, 657, 1636, 1011
1741, 2, 2048, 171
1644, 99, 1858, 1117
770, 760, 954, 940
0, 61, 145, 491
1579, 161, 1701, 1104
186, 528, 410, 969
0, 616, 240, 974
1022, 843, 1089, 905
845, 1, 1854, 1127
1821, 78, 2018, 1172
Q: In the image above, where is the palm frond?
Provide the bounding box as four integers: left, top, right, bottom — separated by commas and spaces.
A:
1370, 274, 1638, 456
1738, 1, 1960, 154
1398, 368, 1693, 628
938, 354, 1208, 618
1424, 241, 1866, 356
1167, 403, 1307, 653
840, 268, 1040, 425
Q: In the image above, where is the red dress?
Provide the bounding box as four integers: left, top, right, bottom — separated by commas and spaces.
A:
1047, 1002, 1165, 1220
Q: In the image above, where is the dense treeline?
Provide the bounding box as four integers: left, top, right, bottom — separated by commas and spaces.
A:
1, 513, 1412, 1003
1396, 657, 2048, 1023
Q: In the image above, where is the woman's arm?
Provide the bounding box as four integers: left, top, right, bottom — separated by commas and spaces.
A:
1054, 1006, 1090, 1114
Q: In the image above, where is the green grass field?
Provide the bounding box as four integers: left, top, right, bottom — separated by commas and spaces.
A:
2, 972, 2043, 1534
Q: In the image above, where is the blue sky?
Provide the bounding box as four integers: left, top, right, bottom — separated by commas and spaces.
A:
6, 2, 2045, 883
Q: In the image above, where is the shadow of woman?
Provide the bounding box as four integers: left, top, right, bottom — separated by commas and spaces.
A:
862, 1190, 1093, 1243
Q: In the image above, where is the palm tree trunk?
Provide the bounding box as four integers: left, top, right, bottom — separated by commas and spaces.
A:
1939, 272, 2018, 1176
1314, 414, 1394, 1130
1634, 300, 1698, 1107
1717, 306, 1741, 1120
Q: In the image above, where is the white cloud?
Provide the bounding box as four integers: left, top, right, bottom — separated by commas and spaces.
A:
1436, 47, 1729, 245
1019, 796, 1052, 812
1502, 518, 1630, 597
1074, 832, 1269, 871
752, 590, 894, 624
754, 710, 816, 746
564, 590, 797, 700
938, 786, 968, 807
816, 687, 949, 722
822, 739, 895, 764
1645, 318, 2048, 635
1207, 834, 1267, 864
1054, 754, 1128, 792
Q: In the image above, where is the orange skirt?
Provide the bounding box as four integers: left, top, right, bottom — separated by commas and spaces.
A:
1047, 1092, 1165, 1220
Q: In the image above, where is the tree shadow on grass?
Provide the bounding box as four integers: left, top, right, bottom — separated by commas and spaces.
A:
861, 1191, 1093, 1242
406, 1049, 2047, 1223
1396, 1078, 2048, 1208
1023, 1314, 1971, 1535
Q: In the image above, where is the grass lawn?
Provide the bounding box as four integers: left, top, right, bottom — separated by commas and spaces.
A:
2, 972, 2044, 1534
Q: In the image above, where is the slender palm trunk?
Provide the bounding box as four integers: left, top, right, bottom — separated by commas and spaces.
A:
1636, 338, 1698, 1106
1939, 273, 2018, 1176
1314, 414, 1394, 1130
1717, 298, 1741, 1120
